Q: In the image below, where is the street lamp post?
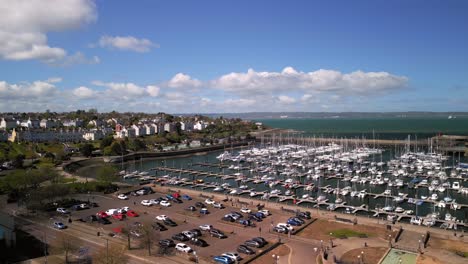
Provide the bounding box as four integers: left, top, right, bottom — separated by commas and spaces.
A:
272, 254, 280, 264
361, 251, 364, 263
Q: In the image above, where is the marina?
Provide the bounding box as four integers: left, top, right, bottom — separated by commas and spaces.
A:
120, 139, 468, 232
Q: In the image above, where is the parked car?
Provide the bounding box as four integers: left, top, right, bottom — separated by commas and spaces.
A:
117, 194, 128, 200
213, 256, 235, 264
252, 237, 268, 247
53, 222, 67, 229
287, 218, 302, 226
297, 211, 311, 219
182, 194, 192, 200
239, 219, 256, 227
175, 243, 192, 253
277, 223, 294, 231
237, 244, 255, 255
163, 219, 177, 227
189, 229, 202, 237
152, 222, 168, 231
112, 213, 125, 221
291, 217, 305, 224
230, 212, 243, 219
253, 212, 266, 218
210, 229, 227, 239
213, 202, 224, 208
222, 215, 235, 222
258, 209, 270, 216
85, 215, 98, 222
273, 226, 288, 234
160, 201, 171, 207
195, 202, 206, 208
105, 209, 118, 215
96, 211, 109, 218
186, 206, 196, 211
199, 224, 213, 231
155, 215, 169, 221
140, 200, 152, 206
222, 252, 242, 262
205, 198, 215, 205
190, 238, 209, 247
173, 198, 183, 204
172, 233, 189, 242
182, 231, 197, 239
149, 199, 160, 205
244, 239, 262, 248
165, 194, 175, 201
56, 208, 69, 214
126, 210, 139, 217
240, 207, 251, 213
159, 239, 175, 248
248, 214, 262, 222
200, 208, 210, 214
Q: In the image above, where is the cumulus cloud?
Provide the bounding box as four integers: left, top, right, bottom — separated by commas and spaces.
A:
92, 81, 161, 100
277, 95, 296, 104
72, 86, 95, 98
211, 67, 408, 95
167, 73, 202, 88
0, 79, 58, 99
0, 0, 97, 64
98, 35, 158, 52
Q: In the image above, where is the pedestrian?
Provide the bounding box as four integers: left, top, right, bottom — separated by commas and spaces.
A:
133, 201, 136, 205
259, 227, 262, 234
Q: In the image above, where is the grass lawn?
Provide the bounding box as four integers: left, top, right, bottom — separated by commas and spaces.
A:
329, 228, 370, 238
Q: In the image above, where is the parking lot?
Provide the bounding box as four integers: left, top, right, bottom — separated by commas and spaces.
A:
48, 188, 307, 263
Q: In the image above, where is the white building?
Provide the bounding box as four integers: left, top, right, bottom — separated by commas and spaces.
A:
144, 124, 156, 135
40, 119, 58, 129
131, 124, 145, 137
193, 121, 207, 131
0, 118, 17, 130
63, 119, 84, 127
83, 130, 104, 141
164, 123, 176, 133
88, 119, 104, 128
115, 127, 136, 138
9, 129, 84, 143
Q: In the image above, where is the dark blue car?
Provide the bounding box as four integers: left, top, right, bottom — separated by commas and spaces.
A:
213, 256, 234, 264
287, 218, 302, 226
182, 194, 192, 200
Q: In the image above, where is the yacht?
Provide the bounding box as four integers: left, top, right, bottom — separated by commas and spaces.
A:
395, 207, 405, 213
452, 181, 460, 190
410, 216, 422, 225
430, 193, 438, 200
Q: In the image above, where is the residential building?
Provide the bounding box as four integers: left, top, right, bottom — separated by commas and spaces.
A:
40, 119, 58, 129
115, 127, 136, 139
144, 124, 156, 135
0, 118, 17, 130
164, 122, 176, 133
88, 119, 104, 128
193, 121, 207, 131
9, 128, 84, 143
0, 131, 8, 142
62, 119, 84, 127
131, 124, 145, 136
83, 130, 104, 141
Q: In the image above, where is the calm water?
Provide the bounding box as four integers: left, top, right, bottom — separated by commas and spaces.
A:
255, 118, 468, 140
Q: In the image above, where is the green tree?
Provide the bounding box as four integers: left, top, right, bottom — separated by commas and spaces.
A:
100, 136, 114, 149
96, 165, 118, 183
129, 138, 146, 151
80, 143, 94, 157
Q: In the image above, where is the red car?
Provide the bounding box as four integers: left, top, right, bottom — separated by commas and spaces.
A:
112, 213, 125, 221
126, 210, 139, 217
96, 211, 109, 218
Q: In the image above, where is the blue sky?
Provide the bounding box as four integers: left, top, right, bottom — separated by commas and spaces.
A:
0, 0, 467, 113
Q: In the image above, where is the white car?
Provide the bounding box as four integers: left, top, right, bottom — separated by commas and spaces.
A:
155, 215, 169, 221
205, 198, 215, 205
277, 223, 294, 231
106, 209, 118, 215
182, 231, 197, 239
222, 252, 242, 262
56, 208, 69, 214
259, 209, 270, 216
141, 200, 152, 206
213, 202, 224, 208
117, 194, 128, 200
175, 243, 192, 253
121, 206, 130, 211
149, 199, 160, 205
199, 224, 213, 231
160, 200, 171, 207
240, 207, 251, 213
117, 208, 127, 214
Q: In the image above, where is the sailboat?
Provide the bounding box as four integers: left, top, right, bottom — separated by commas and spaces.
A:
333, 180, 342, 203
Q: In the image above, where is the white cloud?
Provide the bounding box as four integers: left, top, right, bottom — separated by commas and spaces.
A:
0, 0, 97, 64
277, 95, 296, 104
167, 73, 202, 88
72, 86, 95, 98
0, 79, 58, 99
98, 35, 158, 52
146, 85, 160, 97
212, 67, 408, 95
92, 81, 160, 100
